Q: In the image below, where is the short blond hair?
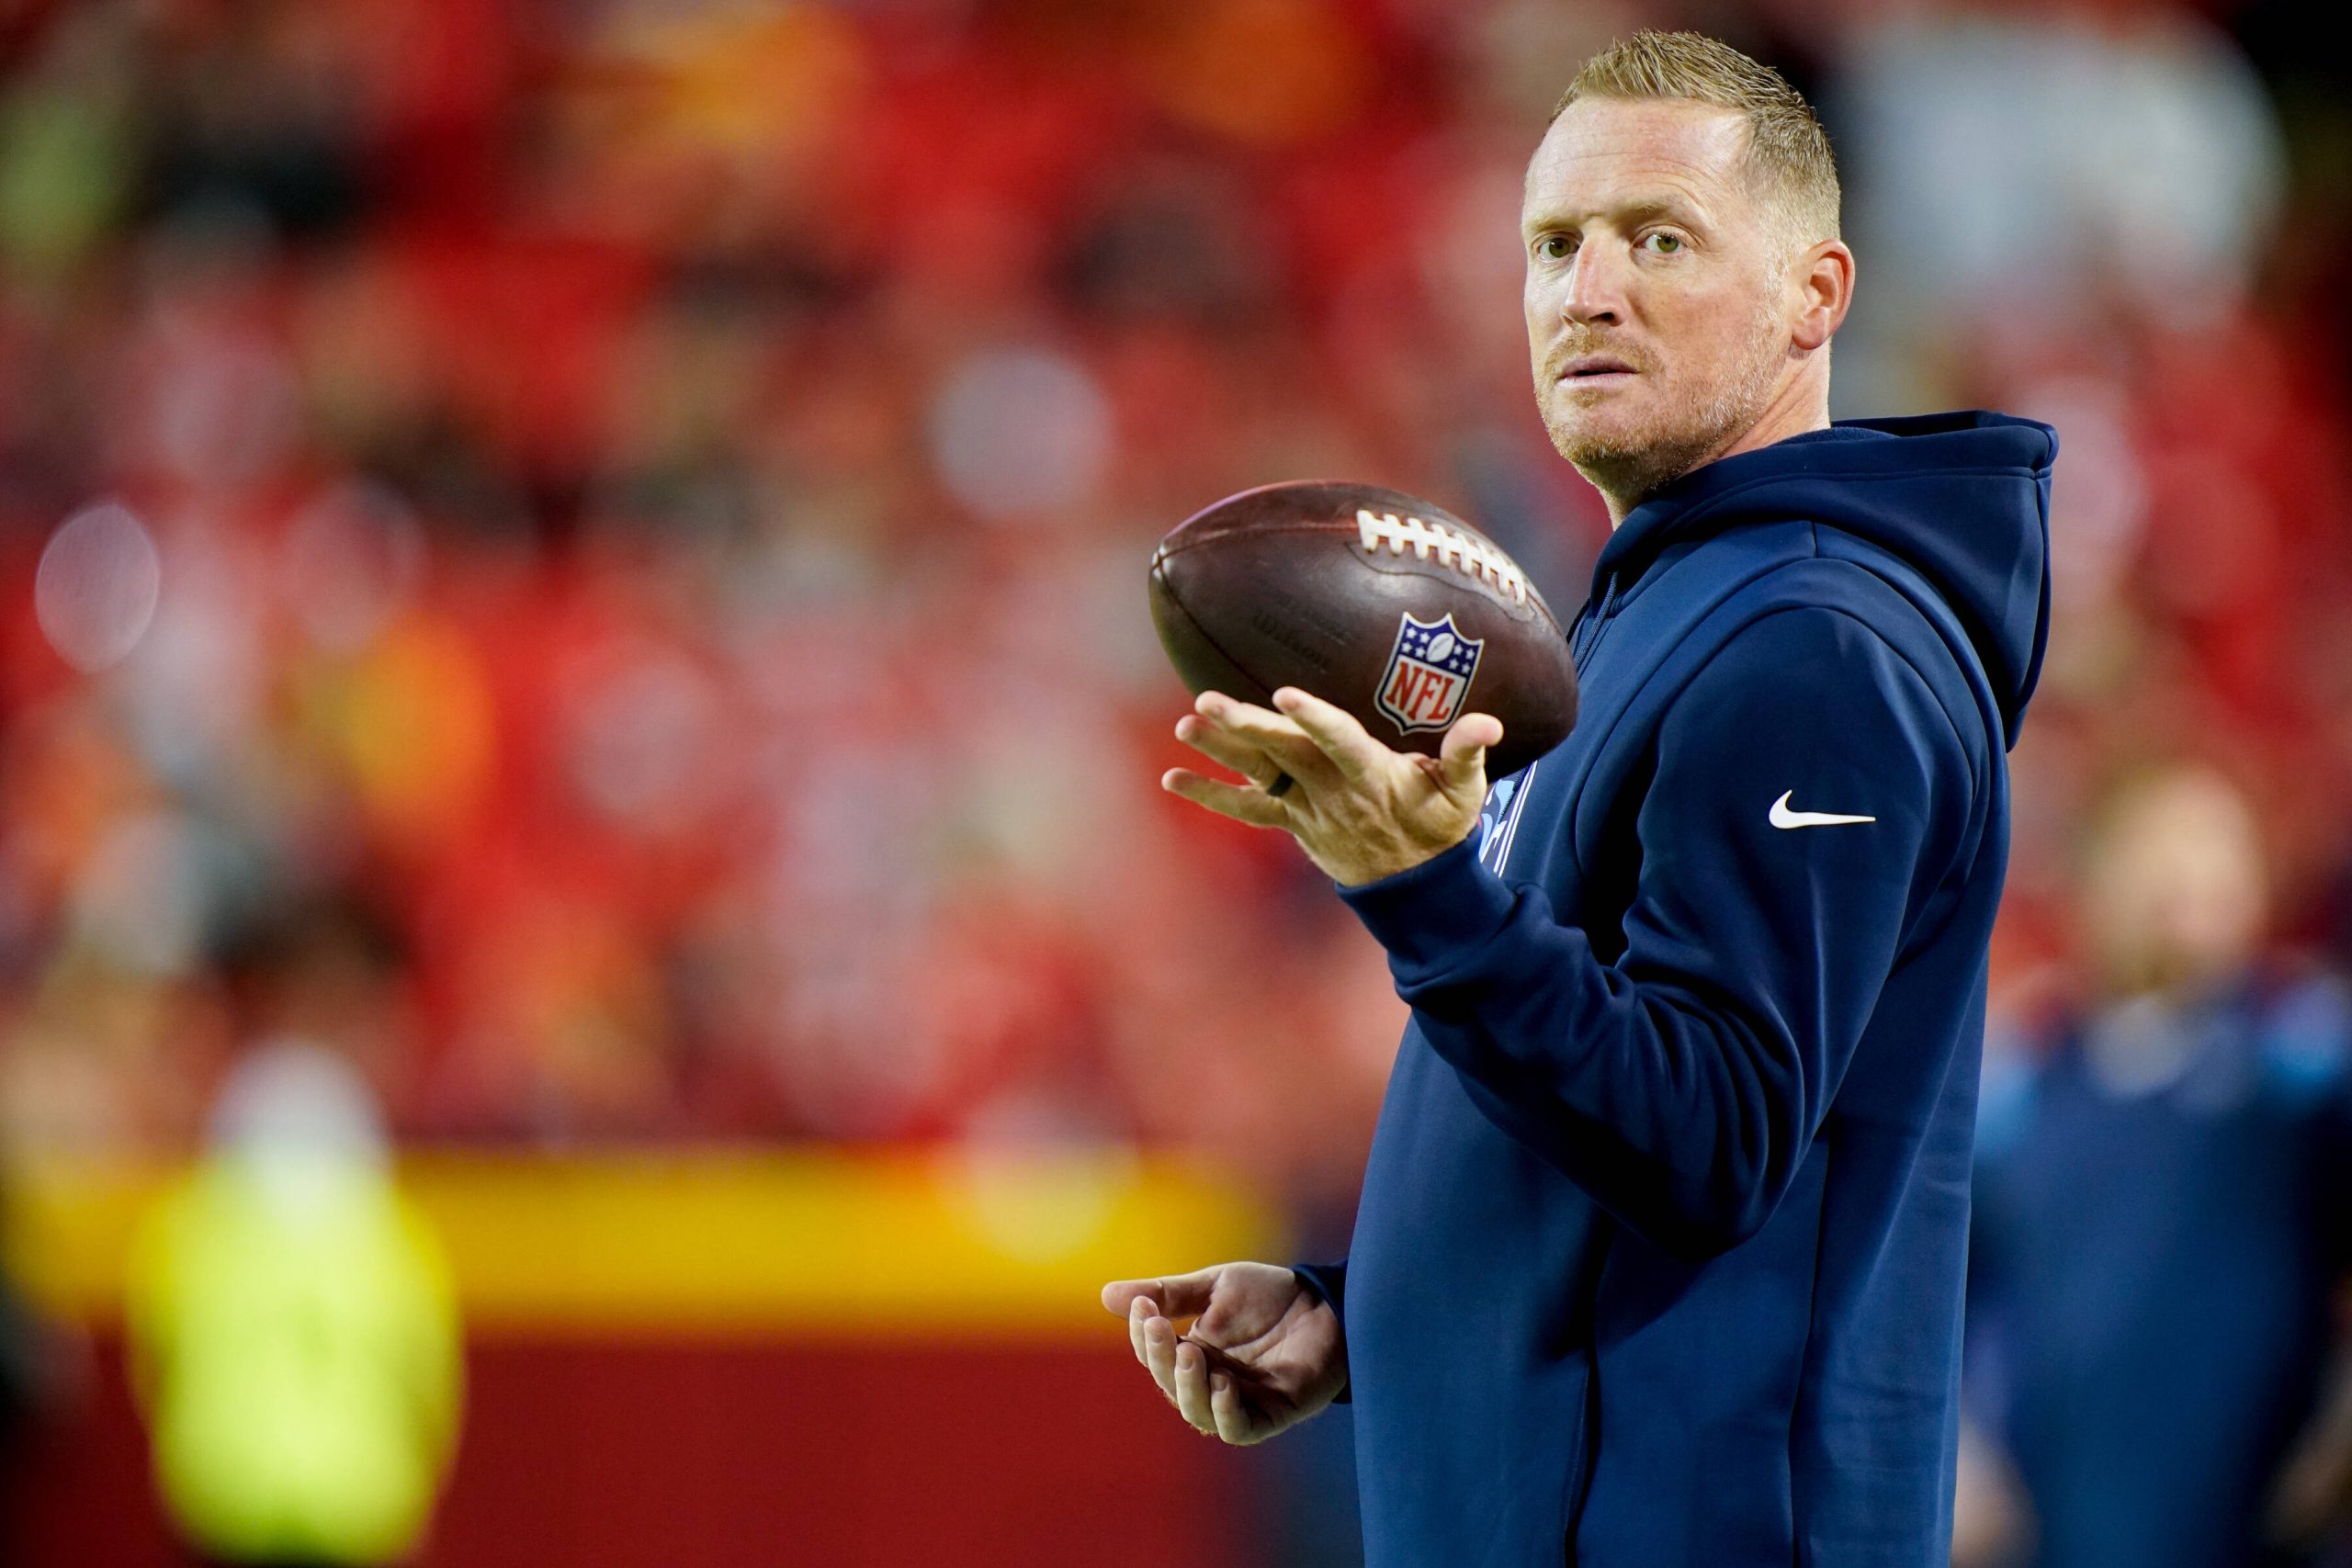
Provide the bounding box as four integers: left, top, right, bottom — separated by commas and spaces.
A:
1555, 30, 1840, 251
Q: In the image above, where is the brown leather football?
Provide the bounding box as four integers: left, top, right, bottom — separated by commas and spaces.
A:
1148, 480, 1579, 781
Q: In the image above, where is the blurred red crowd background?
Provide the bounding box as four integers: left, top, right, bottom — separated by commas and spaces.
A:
0, 0, 2347, 1199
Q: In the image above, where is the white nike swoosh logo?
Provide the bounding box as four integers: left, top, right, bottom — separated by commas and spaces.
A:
1770, 789, 1877, 829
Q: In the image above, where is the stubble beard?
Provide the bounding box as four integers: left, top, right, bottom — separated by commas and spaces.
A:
1540, 296, 1787, 513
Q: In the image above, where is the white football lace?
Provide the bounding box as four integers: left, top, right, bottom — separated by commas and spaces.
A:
1354, 509, 1528, 604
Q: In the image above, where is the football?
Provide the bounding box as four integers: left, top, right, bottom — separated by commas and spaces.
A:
1148, 481, 1579, 782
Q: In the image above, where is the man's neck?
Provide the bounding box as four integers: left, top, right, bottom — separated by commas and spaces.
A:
1599, 376, 1834, 528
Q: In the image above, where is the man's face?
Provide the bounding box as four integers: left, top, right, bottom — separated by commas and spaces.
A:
1522, 96, 1795, 502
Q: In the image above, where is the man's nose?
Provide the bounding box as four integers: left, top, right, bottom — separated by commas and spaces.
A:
1562, 243, 1628, 326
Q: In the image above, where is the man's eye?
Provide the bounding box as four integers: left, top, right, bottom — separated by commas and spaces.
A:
1535, 235, 1575, 261
1643, 232, 1684, 254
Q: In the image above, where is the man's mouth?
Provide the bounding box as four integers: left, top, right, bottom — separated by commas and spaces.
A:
1556, 354, 1638, 382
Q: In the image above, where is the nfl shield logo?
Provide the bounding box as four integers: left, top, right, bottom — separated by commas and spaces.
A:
1375, 612, 1484, 736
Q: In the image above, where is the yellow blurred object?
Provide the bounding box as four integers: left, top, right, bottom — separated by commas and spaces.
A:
8, 1147, 1283, 1338
1142, 0, 1375, 144
579, 1, 866, 157
124, 1163, 461, 1565
319, 615, 499, 851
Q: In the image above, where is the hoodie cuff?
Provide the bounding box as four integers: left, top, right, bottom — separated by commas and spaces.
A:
1289, 1261, 1350, 1404
1338, 835, 1517, 976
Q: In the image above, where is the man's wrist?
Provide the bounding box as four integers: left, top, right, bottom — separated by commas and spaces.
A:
1329, 819, 1481, 888
1337, 835, 1516, 973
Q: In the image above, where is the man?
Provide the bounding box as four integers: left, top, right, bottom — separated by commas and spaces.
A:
1102, 29, 2057, 1568
1960, 767, 2352, 1568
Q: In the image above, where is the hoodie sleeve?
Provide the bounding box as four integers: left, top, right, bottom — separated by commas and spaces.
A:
1339, 605, 1973, 1260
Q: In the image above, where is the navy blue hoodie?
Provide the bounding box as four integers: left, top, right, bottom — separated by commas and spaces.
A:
1300, 412, 2056, 1566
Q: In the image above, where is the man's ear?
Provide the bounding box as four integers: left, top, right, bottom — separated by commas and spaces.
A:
1791, 239, 1855, 353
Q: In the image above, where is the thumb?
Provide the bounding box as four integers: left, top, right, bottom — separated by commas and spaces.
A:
1438, 713, 1502, 798
1101, 1266, 1219, 1320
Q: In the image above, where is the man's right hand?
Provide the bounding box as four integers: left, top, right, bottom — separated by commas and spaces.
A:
1100, 1262, 1347, 1445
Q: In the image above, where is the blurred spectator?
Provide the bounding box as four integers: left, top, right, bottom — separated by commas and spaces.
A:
1958, 766, 2352, 1568
125, 1043, 460, 1568
1834, 4, 2287, 414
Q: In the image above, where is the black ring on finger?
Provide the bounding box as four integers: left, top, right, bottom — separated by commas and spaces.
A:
1268, 773, 1295, 798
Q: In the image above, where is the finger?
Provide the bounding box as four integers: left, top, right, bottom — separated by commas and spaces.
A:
1210, 1370, 1257, 1445
1102, 1278, 1158, 1315
1271, 687, 1382, 782
1174, 714, 1283, 788
1439, 713, 1504, 798
1173, 1341, 1217, 1435
1103, 1269, 1217, 1320
1163, 769, 1290, 828
1143, 1313, 1182, 1406
1127, 1293, 1152, 1365
1194, 693, 1338, 786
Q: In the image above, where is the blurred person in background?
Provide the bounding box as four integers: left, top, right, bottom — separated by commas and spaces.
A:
125, 1042, 460, 1568
1832, 1, 2286, 415
1958, 765, 2352, 1568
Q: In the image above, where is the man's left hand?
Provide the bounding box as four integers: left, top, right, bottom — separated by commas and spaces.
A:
1163, 687, 1502, 886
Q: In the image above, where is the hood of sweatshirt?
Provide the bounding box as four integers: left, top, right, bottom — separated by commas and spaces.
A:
1582, 411, 2056, 748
